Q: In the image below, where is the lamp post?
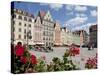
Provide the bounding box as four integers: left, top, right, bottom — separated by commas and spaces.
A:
80, 30, 83, 51
79, 30, 85, 69
26, 25, 32, 49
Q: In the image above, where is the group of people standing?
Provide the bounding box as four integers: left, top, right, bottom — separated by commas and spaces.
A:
88, 43, 94, 50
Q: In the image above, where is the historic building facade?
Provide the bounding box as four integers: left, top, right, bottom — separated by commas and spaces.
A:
61, 27, 73, 46
54, 22, 62, 46
72, 31, 80, 46
38, 11, 55, 47
72, 30, 89, 46
11, 9, 34, 45
34, 16, 43, 45
61, 27, 67, 46
11, 8, 90, 47
89, 24, 97, 47
66, 30, 73, 45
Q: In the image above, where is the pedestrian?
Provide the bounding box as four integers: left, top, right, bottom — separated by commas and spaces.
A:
15, 42, 24, 57
88, 43, 91, 50
92, 44, 94, 50
90, 45, 92, 50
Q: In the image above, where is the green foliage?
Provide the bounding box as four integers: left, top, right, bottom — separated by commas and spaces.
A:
46, 50, 79, 71
35, 59, 47, 72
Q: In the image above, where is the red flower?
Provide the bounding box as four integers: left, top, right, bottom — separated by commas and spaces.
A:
20, 56, 27, 64
31, 55, 37, 64
69, 46, 80, 56
15, 46, 24, 57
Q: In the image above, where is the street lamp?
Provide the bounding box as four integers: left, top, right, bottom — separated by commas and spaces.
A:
26, 25, 32, 49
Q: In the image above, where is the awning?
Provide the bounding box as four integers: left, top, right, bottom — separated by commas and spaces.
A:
35, 42, 44, 44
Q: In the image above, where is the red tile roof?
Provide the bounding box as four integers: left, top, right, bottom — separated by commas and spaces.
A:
38, 10, 46, 18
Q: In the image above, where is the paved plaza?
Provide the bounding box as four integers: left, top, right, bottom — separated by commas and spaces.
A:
29, 47, 97, 69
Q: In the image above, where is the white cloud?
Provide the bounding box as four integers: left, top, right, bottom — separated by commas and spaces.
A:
72, 22, 97, 33
90, 10, 97, 17
65, 5, 74, 10
49, 4, 63, 11
76, 13, 86, 17
40, 3, 63, 11
75, 6, 87, 12
66, 12, 74, 15
66, 16, 88, 25
40, 3, 48, 6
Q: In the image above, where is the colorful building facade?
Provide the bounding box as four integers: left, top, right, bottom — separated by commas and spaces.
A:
54, 22, 62, 46
61, 27, 73, 46
38, 11, 55, 47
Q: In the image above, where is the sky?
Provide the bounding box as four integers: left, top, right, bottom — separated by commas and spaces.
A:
12, 1, 97, 33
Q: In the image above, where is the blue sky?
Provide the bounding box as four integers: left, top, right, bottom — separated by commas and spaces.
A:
12, 1, 97, 33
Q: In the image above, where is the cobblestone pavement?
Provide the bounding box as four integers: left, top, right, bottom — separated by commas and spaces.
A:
29, 47, 97, 69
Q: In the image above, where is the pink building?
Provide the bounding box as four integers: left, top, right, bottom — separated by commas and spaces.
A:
54, 22, 61, 46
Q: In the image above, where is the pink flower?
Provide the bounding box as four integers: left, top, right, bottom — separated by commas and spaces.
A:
85, 55, 97, 69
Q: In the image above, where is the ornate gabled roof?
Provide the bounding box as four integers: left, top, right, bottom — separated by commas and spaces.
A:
34, 16, 42, 24
38, 10, 46, 19
54, 22, 60, 28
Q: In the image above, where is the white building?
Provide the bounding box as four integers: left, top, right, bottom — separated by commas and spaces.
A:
11, 9, 35, 45
38, 10, 55, 47
34, 16, 44, 45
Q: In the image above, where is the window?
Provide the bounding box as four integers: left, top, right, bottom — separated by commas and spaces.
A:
46, 42, 48, 46
43, 32, 45, 35
13, 21, 15, 25
24, 29, 26, 33
19, 22, 21, 26
14, 14, 16, 18
13, 27, 15, 32
24, 35, 26, 39
46, 38, 48, 40
29, 24, 31, 27
19, 28, 21, 32
49, 38, 50, 41
24, 24, 26, 27
18, 15, 22, 20
49, 42, 51, 46
24, 17, 27, 21
43, 37, 45, 40
18, 34, 21, 39
29, 18, 32, 22
28, 30, 31, 34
